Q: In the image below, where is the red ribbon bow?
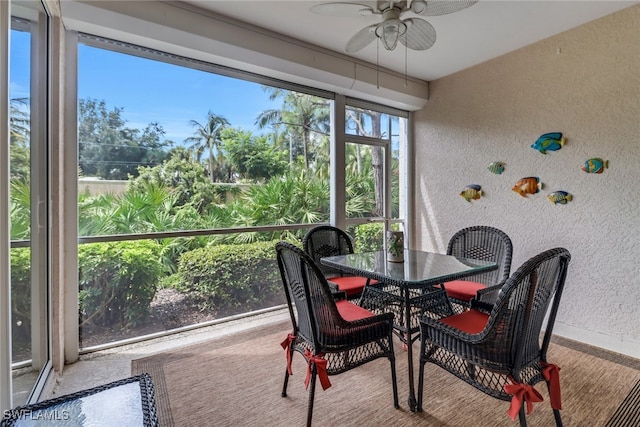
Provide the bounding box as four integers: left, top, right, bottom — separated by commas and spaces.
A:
280, 334, 296, 375
304, 350, 332, 391
504, 380, 544, 420
541, 362, 562, 410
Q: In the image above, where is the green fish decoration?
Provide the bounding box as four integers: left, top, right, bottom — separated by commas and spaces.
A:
532, 132, 565, 154
548, 191, 572, 205
582, 158, 608, 174
460, 184, 483, 202
487, 161, 505, 175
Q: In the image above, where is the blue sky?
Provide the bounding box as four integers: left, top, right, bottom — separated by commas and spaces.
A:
11, 27, 280, 145
77, 45, 280, 143
9, 31, 30, 99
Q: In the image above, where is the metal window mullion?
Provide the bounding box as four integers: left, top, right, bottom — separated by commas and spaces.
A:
28, 4, 49, 376
346, 97, 409, 119
331, 95, 346, 230
346, 134, 388, 147
1, 0, 13, 412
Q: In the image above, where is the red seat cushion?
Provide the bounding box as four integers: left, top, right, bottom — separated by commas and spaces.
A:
328, 276, 376, 297
439, 309, 490, 334
442, 280, 487, 302
335, 300, 375, 321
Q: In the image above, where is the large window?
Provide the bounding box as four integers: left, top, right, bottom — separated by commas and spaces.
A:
344, 102, 408, 251
75, 37, 409, 350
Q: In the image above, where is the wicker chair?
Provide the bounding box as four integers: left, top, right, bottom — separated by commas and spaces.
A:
276, 241, 399, 427
417, 247, 571, 426
441, 226, 513, 311
303, 225, 375, 299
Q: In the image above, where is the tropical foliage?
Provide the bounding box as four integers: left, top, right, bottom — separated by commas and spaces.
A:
78, 98, 171, 179
9, 89, 399, 342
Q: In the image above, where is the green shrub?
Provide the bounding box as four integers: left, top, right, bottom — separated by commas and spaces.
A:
10, 248, 31, 344
354, 223, 384, 252
78, 240, 165, 328
176, 239, 283, 312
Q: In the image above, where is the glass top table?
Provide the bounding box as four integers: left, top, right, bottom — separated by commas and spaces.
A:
321, 249, 497, 288
1, 374, 158, 427
321, 249, 497, 412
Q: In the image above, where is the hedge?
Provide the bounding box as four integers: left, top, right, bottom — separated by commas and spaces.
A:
176, 239, 284, 312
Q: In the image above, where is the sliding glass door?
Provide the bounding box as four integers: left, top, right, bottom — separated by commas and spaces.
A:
8, 0, 50, 407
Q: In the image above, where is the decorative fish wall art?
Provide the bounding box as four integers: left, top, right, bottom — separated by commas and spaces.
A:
548, 191, 572, 205
582, 158, 608, 174
512, 177, 542, 197
531, 132, 565, 154
487, 161, 505, 175
460, 184, 483, 202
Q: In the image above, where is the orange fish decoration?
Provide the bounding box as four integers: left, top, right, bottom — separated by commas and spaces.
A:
512, 177, 542, 197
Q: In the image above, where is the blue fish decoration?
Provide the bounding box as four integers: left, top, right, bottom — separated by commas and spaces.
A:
460, 184, 483, 202
548, 191, 573, 205
532, 132, 565, 154
487, 161, 505, 175
582, 158, 608, 174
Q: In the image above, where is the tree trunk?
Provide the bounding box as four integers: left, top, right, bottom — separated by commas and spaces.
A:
371, 114, 383, 217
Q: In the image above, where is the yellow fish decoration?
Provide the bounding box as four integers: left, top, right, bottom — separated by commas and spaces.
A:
460, 184, 483, 202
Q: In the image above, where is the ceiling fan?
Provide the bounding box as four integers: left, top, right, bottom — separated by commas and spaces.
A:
310, 1, 478, 53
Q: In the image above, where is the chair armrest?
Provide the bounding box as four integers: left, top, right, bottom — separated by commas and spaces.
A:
469, 298, 493, 313
420, 312, 488, 345
472, 282, 504, 310
332, 290, 348, 301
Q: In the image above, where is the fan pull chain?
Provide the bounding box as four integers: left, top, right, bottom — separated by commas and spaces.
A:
376, 38, 380, 89
404, 34, 408, 87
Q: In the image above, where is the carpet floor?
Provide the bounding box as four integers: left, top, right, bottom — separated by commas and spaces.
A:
132, 319, 640, 427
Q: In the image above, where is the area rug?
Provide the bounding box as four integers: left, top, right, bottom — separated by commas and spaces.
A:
605, 377, 640, 427
132, 320, 639, 427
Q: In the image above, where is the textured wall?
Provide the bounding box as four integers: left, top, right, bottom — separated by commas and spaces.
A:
412, 4, 640, 358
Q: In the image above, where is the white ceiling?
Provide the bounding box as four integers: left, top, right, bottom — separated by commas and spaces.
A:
183, 0, 637, 81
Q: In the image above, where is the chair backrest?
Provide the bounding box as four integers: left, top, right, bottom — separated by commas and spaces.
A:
276, 241, 347, 350
484, 247, 571, 373
447, 225, 513, 286
303, 225, 355, 277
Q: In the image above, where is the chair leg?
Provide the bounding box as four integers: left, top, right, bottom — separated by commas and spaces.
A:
281, 369, 289, 397
518, 405, 527, 427
306, 365, 317, 427
545, 377, 563, 427
389, 354, 399, 409
416, 338, 428, 412
552, 409, 563, 427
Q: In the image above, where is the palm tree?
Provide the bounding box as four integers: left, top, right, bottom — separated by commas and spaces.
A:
185, 112, 230, 183
10, 97, 30, 142
346, 109, 385, 217
10, 98, 31, 182
255, 88, 330, 171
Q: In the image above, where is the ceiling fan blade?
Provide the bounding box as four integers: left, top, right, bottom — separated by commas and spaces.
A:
411, 0, 478, 16
310, 2, 376, 17
345, 25, 377, 53
401, 18, 436, 51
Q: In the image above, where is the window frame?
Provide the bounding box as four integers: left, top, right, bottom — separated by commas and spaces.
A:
69, 33, 411, 352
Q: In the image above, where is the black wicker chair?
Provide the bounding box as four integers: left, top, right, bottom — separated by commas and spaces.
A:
441, 226, 513, 311
417, 247, 571, 426
276, 241, 399, 427
303, 225, 375, 299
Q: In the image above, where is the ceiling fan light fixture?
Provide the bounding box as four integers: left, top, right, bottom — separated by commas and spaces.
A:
410, 0, 427, 14
375, 19, 407, 51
